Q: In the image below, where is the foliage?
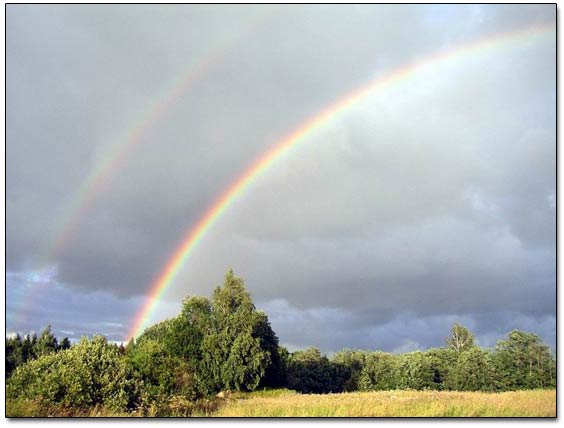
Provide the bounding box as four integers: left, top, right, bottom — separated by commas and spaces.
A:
7, 336, 140, 411
395, 351, 436, 390
333, 349, 369, 391
5, 280, 556, 418
6, 326, 71, 378
358, 351, 398, 391
493, 330, 555, 390
131, 269, 282, 396
447, 347, 496, 391
445, 323, 476, 353
198, 271, 272, 392
425, 347, 458, 390
286, 347, 349, 393
36, 325, 59, 356
127, 338, 198, 402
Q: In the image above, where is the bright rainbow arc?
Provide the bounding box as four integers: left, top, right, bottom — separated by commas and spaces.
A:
128, 23, 554, 340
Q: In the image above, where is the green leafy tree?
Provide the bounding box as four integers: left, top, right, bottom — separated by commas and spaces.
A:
6, 334, 24, 377
396, 351, 435, 390
493, 330, 555, 390
134, 269, 280, 395
36, 325, 58, 357
21, 333, 38, 362
333, 349, 369, 391
447, 347, 496, 391
287, 347, 349, 393
425, 348, 458, 390
358, 352, 398, 391
200, 270, 271, 392
254, 311, 286, 388
59, 337, 71, 351
127, 338, 197, 401
7, 336, 140, 411
445, 323, 476, 354
6, 327, 71, 378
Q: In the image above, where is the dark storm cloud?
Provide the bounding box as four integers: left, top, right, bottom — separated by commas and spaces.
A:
6, 4, 555, 348
260, 299, 556, 353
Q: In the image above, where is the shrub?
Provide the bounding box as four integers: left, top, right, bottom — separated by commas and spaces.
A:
7, 336, 140, 411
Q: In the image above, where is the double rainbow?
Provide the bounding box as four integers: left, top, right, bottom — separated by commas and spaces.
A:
127, 22, 555, 339
10, 8, 275, 326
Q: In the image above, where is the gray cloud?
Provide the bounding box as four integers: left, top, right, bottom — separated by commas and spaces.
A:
6, 5, 555, 349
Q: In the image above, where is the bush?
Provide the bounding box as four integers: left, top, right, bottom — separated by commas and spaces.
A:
127, 338, 199, 402
358, 352, 398, 391
287, 348, 349, 393
7, 336, 140, 411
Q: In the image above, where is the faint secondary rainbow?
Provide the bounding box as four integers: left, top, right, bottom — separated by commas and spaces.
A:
45, 8, 275, 263
128, 23, 554, 339
11, 8, 275, 327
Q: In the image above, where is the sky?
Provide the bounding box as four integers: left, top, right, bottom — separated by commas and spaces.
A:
6, 4, 556, 353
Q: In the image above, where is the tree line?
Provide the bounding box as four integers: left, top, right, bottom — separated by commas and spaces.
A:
6, 325, 71, 377
5, 270, 556, 415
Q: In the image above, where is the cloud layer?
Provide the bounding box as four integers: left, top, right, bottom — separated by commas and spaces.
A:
6, 5, 555, 350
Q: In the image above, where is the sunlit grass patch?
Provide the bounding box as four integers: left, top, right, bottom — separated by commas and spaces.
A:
214, 389, 556, 417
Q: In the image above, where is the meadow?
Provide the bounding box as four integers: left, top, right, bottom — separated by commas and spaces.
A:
7, 389, 556, 417
215, 389, 556, 417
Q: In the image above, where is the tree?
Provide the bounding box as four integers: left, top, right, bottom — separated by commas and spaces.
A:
287, 347, 349, 393
253, 311, 285, 388
7, 336, 140, 411
493, 330, 555, 390
127, 338, 197, 401
333, 349, 369, 391
395, 351, 435, 390
59, 337, 71, 351
200, 270, 271, 392
425, 348, 458, 390
6, 327, 72, 378
36, 325, 58, 356
445, 323, 475, 354
6, 334, 24, 378
21, 333, 38, 362
134, 269, 280, 395
447, 347, 496, 391
358, 352, 398, 391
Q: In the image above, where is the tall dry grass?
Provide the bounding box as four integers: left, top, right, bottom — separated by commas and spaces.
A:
214, 389, 556, 417
7, 389, 555, 417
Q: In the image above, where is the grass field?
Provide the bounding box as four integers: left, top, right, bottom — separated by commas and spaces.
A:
7, 389, 556, 417
214, 389, 556, 417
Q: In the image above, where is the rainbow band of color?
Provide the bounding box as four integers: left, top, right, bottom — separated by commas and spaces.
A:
45, 9, 274, 263
128, 23, 554, 339
10, 9, 274, 327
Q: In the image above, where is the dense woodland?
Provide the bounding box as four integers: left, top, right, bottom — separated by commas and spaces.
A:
5, 270, 556, 415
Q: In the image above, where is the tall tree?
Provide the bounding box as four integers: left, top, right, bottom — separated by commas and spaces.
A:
6, 334, 23, 377
333, 349, 369, 391
21, 333, 37, 362
395, 351, 435, 390
358, 351, 397, 391
445, 323, 475, 354
287, 347, 349, 393
447, 347, 496, 391
134, 269, 280, 395
201, 269, 271, 392
36, 325, 58, 356
494, 330, 555, 390
59, 337, 71, 351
